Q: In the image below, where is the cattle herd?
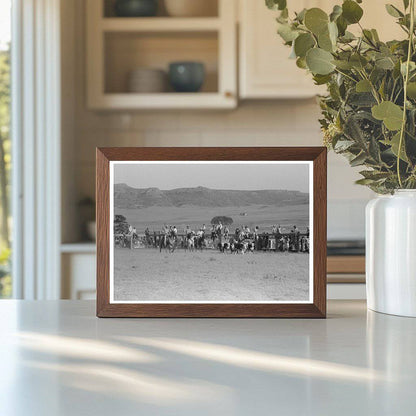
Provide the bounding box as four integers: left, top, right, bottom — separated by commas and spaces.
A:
115, 223, 310, 254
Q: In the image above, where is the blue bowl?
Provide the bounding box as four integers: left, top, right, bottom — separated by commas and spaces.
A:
169, 62, 205, 93
114, 0, 158, 17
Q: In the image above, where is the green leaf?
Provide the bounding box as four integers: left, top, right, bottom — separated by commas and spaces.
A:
342, 0, 363, 24
349, 92, 376, 107
369, 136, 381, 162
350, 152, 368, 167
333, 59, 353, 70
371, 29, 380, 42
318, 32, 333, 52
330, 5, 343, 22
334, 139, 355, 152
280, 8, 289, 19
304, 8, 329, 35
266, 0, 287, 11
306, 48, 335, 75
344, 114, 368, 147
360, 170, 391, 180
296, 57, 307, 69
277, 23, 299, 42
407, 82, 416, 99
350, 53, 368, 69
295, 8, 307, 22
381, 132, 409, 162
372, 101, 404, 130
401, 61, 416, 76
385, 4, 403, 18
363, 29, 375, 44
294, 33, 315, 57
318, 22, 338, 52
355, 178, 377, 185
328, 21, 338, 45
313, 74, 332, 85
356, 79, 372, 93
375, 56, 395, 70
340, 31, 356, 42
403, 0, 410, 9
336, 15, 348, 36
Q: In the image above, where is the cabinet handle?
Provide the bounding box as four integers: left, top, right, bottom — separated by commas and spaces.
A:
225, 91, 234, 98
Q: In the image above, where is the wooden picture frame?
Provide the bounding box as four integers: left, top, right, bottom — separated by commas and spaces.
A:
96, 147, 327, 318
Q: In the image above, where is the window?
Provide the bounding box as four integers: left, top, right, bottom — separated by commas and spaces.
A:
0, 0, 11, 298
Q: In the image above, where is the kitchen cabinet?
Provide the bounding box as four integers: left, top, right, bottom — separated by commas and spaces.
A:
239, 0, 324, 99
86, 0, 237, 109
238, 0, 404, 99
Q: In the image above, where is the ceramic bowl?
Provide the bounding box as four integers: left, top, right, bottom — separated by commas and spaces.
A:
168, 62, 205, 93
114, 0, 158, 17
127, 68, 167, 93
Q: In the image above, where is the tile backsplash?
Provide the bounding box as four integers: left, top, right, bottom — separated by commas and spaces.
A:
71, 101, 373, 241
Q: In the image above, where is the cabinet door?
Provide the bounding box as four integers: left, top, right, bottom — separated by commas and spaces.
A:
239, 0, 320, 99
239, 0, 405, 99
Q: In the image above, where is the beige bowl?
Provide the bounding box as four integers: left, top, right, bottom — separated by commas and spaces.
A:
127, 68, 167, 93
164, 0, 217, 17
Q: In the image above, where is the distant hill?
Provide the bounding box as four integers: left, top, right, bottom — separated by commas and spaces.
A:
114, 184, 309, 209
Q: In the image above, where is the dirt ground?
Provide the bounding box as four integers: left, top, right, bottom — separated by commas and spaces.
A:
113, 248, 310, 302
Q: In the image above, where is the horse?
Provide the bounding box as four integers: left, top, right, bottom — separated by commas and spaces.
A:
195, 233, 206, 251
217, 236, 230, 253
159, 234, 177, 253
185, 235, 195, 252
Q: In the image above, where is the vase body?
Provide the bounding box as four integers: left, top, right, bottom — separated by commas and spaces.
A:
366, 190, 416, 317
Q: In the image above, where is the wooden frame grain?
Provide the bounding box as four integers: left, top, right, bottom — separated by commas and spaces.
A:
96, 147, 327, 318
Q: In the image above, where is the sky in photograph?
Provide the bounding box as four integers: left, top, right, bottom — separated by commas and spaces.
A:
0, 0, 11, 50
114, 162, 310, 193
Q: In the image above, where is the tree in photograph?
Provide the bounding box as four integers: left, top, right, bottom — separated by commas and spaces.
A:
210, 216, 233, 226
114, 214, 130, 234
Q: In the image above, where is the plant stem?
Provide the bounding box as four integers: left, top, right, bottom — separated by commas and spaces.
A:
358, 69, 380, 104
334, 68, 357, 83
397, 0, 415, 188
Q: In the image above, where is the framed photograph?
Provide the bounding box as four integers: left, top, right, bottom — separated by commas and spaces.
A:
96, 147, 327, 318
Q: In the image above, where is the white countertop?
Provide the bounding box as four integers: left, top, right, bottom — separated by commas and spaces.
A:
0, 300, 415, 415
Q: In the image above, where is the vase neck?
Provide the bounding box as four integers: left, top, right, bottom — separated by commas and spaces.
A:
395, 190, 416, 196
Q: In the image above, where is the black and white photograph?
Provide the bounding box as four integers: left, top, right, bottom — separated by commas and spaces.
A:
109, 161, 313, 303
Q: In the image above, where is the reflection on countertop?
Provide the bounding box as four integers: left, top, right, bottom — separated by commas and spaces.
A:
0, 300, 415, 415
327, 239, 365, 256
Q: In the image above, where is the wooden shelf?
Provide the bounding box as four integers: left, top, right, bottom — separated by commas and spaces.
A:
101, 17, 221, 32
61, 242, 96, 253
86, 0, 237, 110
89, 92, 235, 110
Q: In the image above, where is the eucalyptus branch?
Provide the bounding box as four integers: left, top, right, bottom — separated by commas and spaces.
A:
397, 0, 415, 188
267, 0, 416, 193
358, 69, 381, 104
334, 68, 357, 83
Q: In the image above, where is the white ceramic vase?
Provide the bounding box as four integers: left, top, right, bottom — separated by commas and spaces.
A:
366, 190, 416, 317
